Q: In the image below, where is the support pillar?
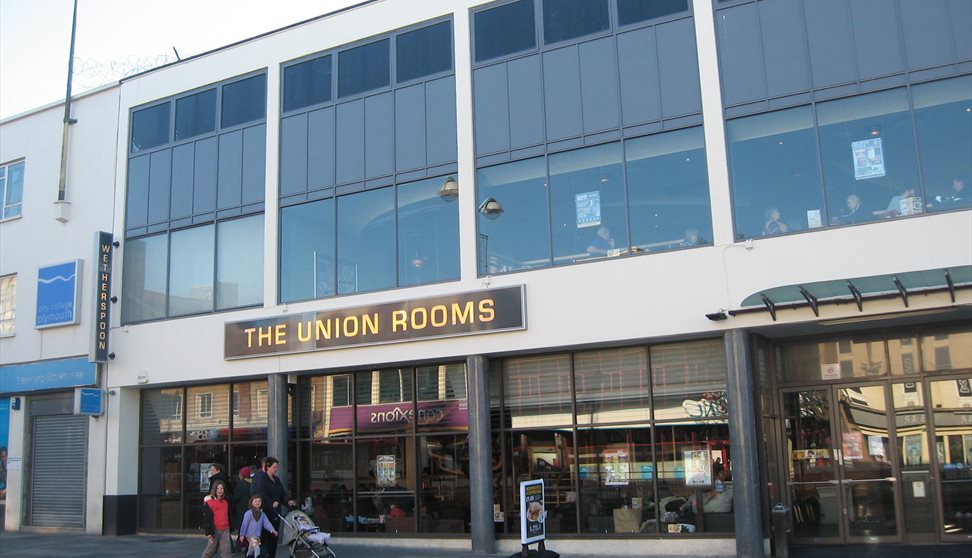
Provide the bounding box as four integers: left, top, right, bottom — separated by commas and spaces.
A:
467, 355, 496, 554
268, 374, 289, 489
725, 330, 764, 558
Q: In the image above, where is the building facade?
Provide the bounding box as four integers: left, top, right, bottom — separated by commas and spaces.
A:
1, 0, 970, 555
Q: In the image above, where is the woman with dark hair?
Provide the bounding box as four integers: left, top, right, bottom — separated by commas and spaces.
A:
250, 457, 294, 558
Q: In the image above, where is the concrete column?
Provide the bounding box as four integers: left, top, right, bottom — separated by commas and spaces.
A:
467, 355, 496, 554
725, 330, 765, 558
268, 374, 289, 489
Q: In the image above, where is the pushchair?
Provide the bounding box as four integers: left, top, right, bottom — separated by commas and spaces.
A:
280, 509, 337, 558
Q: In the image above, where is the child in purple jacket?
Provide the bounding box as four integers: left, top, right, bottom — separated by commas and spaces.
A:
238, 495, 277, 558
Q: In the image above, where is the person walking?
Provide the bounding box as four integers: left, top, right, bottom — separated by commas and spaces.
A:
201, 480, 232, 558
250, 457, 294, 558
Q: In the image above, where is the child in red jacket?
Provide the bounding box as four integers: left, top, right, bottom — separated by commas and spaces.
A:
201, 480, 232, 558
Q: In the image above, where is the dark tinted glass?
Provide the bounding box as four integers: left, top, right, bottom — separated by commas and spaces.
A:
221, 74, 266, 128
131, 102, 170, 152
174, 89, 217, 141
913, 76, 972, 213
283, 55, 332, 112
542, 0, 610, 45
397, 20, 452, 83
617, 0, 688, 26
121, 233, 168, 323
338, 39, 390, 98
474, 0, 536, 63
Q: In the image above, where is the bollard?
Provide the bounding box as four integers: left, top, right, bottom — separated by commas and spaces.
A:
771, 503, 792, 558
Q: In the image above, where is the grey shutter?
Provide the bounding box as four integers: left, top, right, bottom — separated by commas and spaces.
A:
30, 415, 88, 527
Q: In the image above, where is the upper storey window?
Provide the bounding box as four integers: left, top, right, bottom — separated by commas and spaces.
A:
617, 0, 688, 26
338, 39, 390, 98
474, 0, 536, 63
130, 102, 170, 153
1, 160, 24, 219
396, 20, 452, 83
284, 55, 332, 112
175, 89, 217, 141
222, 74, 267, 128
542, 0, 610, 45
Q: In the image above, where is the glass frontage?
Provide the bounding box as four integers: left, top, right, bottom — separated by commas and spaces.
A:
297, 364, 469, 534
139, 382, 276, 530
494, 340, 732, 536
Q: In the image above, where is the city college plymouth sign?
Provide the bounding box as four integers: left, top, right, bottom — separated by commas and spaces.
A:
224, 286, 525, 359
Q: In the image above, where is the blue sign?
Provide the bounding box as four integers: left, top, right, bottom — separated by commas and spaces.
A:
75, 388, 104, 416
36, 260, 82, 328
0, 357, 96, 394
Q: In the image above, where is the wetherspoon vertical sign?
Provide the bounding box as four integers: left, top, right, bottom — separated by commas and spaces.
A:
225, 286, 526, 359
90, 231, 114, 363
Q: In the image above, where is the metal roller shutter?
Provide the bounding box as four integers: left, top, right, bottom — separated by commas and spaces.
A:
30, 414, 87, 528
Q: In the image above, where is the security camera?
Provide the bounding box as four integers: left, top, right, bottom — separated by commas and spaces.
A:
705, 311, 728, 321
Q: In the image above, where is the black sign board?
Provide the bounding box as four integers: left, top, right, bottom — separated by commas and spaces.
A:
90, 231, 113, 363
225, 286, 525, 359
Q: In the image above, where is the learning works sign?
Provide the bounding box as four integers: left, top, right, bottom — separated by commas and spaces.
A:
224, 286, 525, 359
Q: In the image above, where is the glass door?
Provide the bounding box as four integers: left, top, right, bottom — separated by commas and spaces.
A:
782, 383, 902, 543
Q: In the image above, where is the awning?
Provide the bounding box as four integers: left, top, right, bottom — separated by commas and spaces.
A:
734, 265, 972, 321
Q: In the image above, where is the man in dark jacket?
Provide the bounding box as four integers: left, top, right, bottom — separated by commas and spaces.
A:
250, 457, 294, 558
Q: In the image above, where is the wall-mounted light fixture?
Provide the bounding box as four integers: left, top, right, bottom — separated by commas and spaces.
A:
478, 197, 504, 219
437, 176, 459, 200
705, 310, 729, 321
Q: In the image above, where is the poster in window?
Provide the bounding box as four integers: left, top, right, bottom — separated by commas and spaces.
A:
519, 479, 546, 544
842, 432, 864, 460
199, 463, 213, 493
867, 435, 885, 459
684, 449, 711, 486
602, 448, 629, 486
377, 454, 396, 487
852, 138, 886, 180
821, 363, 841, 381
575, 191, 601, 228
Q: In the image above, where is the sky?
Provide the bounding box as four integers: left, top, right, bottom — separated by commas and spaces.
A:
0, 0, 346, 120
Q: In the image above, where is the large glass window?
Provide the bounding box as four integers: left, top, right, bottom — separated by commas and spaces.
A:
542, 0, 610, 45
121, 233, 168, 323
1, 160, 24, 219
549, 143, 628, 265
617, 0, 688, 27
574, 348, 650, 425
338, 39, 390, 98
283, 55, 332, 113
337, 187, 395, 295
728, 107, 824, 239
818, 88, 920, 226
396, 21, 452, 83
930, 376, 972, 538
397, 176, 460, 286
279, 199, 335, 303
505, 354, 573, 428
626, 127, 713, 250
921, 327, 972, 372
477, 157, 550, 274
780, 336, 889, 384
167, 224, 215, 316
174, 89, 217, 141
913, 76, 972, 212
221, 74, 266, 128
131, 102, 170, 153
651, 339, 728, 420
474, 0, 536, 63
216, 214, 264, 310
0, 273, 16, 336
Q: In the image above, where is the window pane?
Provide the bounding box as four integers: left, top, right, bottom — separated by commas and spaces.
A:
300, 439, 354, 533
337, 188, 395, 294
397, 176, 460, 286
121, 234, 168, 323
627, 127, 713, 250
929, 376, 972, 537
542, 0, 610, 45
279, 199, 335, 302
397, 21, 452, 83
505, 354, 572, 427
186, 385, 230, 444
338, 39, 390, 98
576, 427, 655, 534
549, 143, 627, 264
574, 347, 649, 425
478, 157, 550, 274
728, 107, 824, 239
913, 76, 972, 212
418, 434, 469, 533
507, 430, 573, 531
0, 274, 16, 336
474, 0, 536, 63
780, 336, 888, 383
921, 327, 972, 372
141, 388, 185, 445
888, 334, 920, 376
355, 437, 411, 531
651, 340, 728, 420
617, 0, 688, 26
221, 74, 266, 128
175, 89, 217, 141
305, 375, 352, 440
416, 364, 468, 433
131, 102, 170, 152
168, 225, 215, 316
232, 381, 269, 442
654, 422, 732, 532
817, 88, 921, 226
283, 55, 332, 112
216, 214, 264, 310
138, 446, 183, 528
2, 160, 24, 218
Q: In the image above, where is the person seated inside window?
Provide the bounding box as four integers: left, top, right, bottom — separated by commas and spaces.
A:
763, 207, 789, 235
935, 178, 969, 209
832, 194, 865, 225
587, 226, 616, 256
881, 187, 920, 218
679, 469, 733, 517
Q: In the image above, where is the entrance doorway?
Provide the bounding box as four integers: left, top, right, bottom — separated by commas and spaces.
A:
781, 383, 901, 543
